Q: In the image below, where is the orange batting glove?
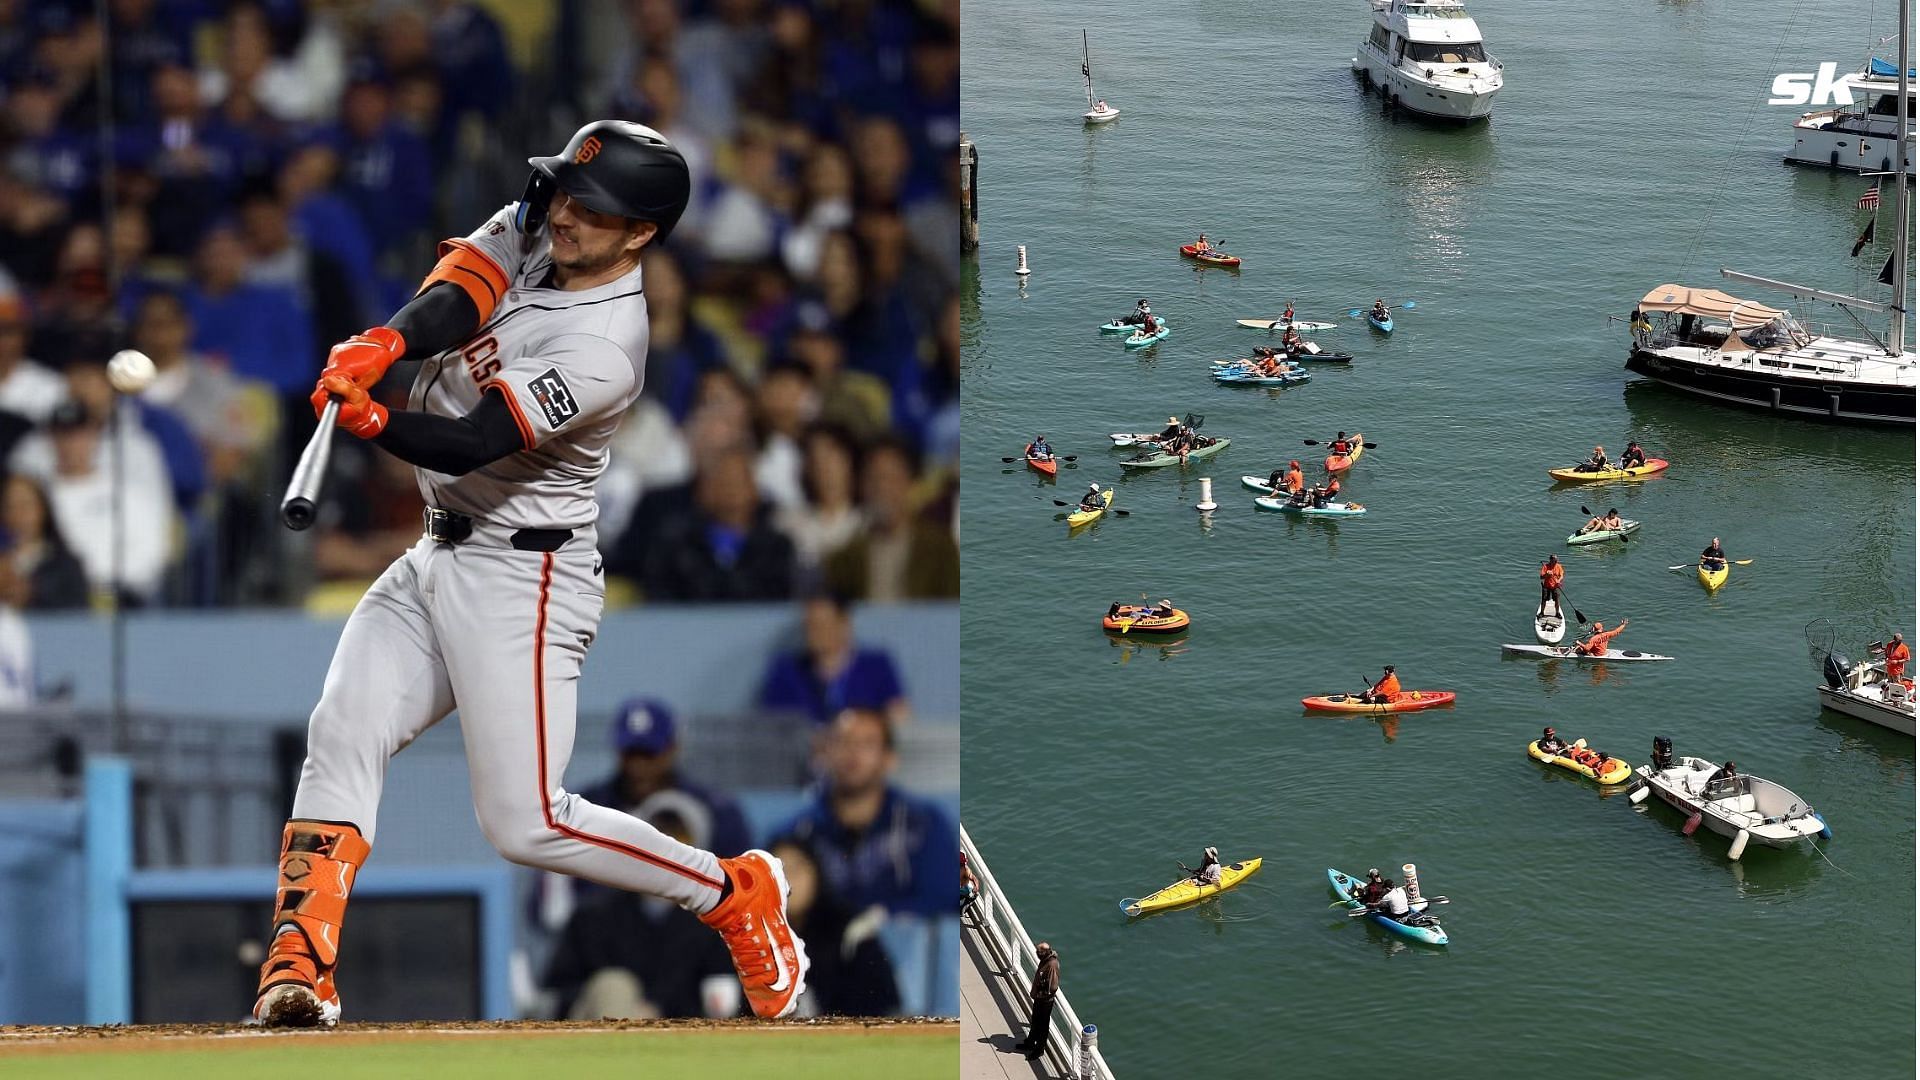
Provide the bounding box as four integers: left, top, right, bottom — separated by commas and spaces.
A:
321, 327, 406, 390
310, 373, 388, 438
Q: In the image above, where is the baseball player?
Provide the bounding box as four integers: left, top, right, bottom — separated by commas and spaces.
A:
254, 121, 807, 1027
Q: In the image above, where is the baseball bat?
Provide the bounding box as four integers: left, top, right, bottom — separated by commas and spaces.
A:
280, 399, 340, 531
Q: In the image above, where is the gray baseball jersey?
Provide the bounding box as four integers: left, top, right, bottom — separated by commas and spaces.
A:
289, 205, 729, 917
410, 203, 648, 529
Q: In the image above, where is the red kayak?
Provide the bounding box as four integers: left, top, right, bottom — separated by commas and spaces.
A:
1179, 244, 1241, 267
1324, 432, 1364, 474
1302, 690, 1456, 713
1025, 453, 1058, 477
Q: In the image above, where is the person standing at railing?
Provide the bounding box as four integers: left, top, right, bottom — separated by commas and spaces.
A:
1011, 941, 1060, 1062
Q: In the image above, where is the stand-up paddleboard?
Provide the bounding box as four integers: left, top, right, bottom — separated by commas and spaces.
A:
1534, 600, 1565, 644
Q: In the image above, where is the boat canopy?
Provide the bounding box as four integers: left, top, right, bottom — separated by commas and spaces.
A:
1867, 57, 1916, 79
1637, 285, 1787, 329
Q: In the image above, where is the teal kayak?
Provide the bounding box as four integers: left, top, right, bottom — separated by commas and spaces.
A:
1214, 365, 1310, 386
1367, 313, 1393, 333
1255, 497, 1366, 516
1125, 325, 1171, 349
1328, 868, 1446, 945
1240, 474, 1285, 494
1119, 437, 1230, 469
1566, 520, 1639, 545
1099, 319, 1146, 333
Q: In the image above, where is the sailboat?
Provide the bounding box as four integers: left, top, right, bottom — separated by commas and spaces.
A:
1082, 31, 1119, 124
1622, 0, 1915, 426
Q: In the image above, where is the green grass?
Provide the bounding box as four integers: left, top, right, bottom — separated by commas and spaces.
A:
5, 1030, 958, 1079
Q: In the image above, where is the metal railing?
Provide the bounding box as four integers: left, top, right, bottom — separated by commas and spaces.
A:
961, 822, 1115, 1080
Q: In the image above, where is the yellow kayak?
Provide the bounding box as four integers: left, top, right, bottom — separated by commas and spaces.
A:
1121, 857, 1262, 916
1698, 560, 1728, 591
1068, 489, 1113, 528
1528, 740, 1632, 785
1547, 458, 1669, 483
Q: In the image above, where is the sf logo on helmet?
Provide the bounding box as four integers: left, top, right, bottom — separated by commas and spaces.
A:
574, 137, 603, 164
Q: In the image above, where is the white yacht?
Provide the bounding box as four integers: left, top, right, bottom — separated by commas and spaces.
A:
1785, 58, 1916, 177
1351, 0, 1502, 122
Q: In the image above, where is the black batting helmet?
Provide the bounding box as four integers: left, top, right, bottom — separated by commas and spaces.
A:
515, 120, 690, 242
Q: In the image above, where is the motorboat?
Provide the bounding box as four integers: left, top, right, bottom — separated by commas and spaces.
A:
1785, 57, 1916, 177
1081, 31, 1119, 124
1350, 0, 1502, 122
1627, 738, 1832, 860
1625, 2, 1917, 426
1807, 619, 1915, 735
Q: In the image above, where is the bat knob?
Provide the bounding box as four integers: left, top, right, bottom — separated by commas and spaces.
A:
281, 497, 317, 531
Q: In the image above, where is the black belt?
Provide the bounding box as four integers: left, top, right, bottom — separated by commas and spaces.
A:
423, 508, 572, 552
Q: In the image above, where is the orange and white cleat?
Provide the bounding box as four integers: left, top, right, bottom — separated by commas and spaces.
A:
700, 849, 810, 1018
253, 936, 342, 1027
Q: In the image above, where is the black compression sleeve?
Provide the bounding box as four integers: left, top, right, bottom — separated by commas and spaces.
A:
386, 283, 482, 360
370, 388, 527, 476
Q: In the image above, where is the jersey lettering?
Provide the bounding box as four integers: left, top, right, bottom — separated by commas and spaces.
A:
531, 368, 579, 428
464, 337, 502, 382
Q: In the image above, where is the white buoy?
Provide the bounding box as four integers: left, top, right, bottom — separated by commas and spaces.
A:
1015, 245, 1032, 276
1076, 1025, 1098, 1079
1402, 863, 1422, 902
1195, 477, 1217, 512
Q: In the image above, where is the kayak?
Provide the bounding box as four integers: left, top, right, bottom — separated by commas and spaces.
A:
1125, 325, 1171, 349
1698, 560, 1729, 591
1099, 319, 1146, 333
1110, 432, 1167, 448
1122, 858, 1261, 916
1120, 437, 1230, 469
1546, 458, 1670, 483
1527, 740, 1633, 785
1214, 351, 1354, 366
1067, 489, 1112, 528
1567, 520, 1639, 545
1534, 599, 1565, 644
1237, 318, 1338, 331
1215, 367, 1311, 386
1256, 497, 1365, 516
1026, 454, 1058, 477
1102, 606, 1191, 634
1324, 434, 1364, 473
1367, 312, 1393, 333
1328, 868, 1446, 945
1502, 643, 1675, 663
1240, 474, 1288, 494
1179, 244, 1241, 267
1302, 690, 1454, 713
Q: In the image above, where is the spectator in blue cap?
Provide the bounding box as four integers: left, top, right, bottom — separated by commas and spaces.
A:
576, 698, 751, 861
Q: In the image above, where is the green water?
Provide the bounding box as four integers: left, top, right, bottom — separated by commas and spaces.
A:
960, 2, 1916, 1076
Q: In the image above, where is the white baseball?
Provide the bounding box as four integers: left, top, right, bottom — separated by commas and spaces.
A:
107, 349, 157, 394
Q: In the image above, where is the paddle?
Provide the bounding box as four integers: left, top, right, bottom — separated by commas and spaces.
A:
1303, 439, 1379, 449
1667, 559, 1753, 571
1348, 301, 1417, 317
1577, 505, 1629, 543
1002, 455, 1078, 463
1343, 896, 1450, 916
1053, 498, 1130, 517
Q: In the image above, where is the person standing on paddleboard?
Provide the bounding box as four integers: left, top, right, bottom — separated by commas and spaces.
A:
1539, 555, 1565, 615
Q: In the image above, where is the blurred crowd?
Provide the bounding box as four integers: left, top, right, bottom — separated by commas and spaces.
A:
0, 0, 960, 609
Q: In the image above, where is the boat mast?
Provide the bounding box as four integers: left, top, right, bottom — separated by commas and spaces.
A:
1083, 30, 1096, 110
1892, 0, 1911, 355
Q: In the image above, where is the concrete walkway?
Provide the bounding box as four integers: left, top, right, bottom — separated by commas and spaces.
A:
961, 909, 1056, 1080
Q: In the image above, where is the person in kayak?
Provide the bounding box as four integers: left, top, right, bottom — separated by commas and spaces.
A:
1369, 875, 1414, 923
1328, 432, 1354, 458
1577, 508, 1624, 536
1700, 538, 1727, 572
1189, 847, 1222, 887
1620, 441, 1647, 468
1351, 868, 1392, 906
1370, 299, 1389, 322
1137, 312, 1161, 335
1574, 618, 1628, 656
1539, 555, 1565, 615
1026, 434, 1054, 461
1078, 482, 1106, 512
1193, 233, 1211, 253
1124, 298, 1152, 326
1538, 726, 1569, 755
1282, 326, 1305, 353
1357, 666, 1401, 704
1578, 445, 1612, 473
1884, 632, 1911, 681
1159, 416, 1183, 442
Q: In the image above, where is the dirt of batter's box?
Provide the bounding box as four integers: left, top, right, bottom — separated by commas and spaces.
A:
0, 1017, 956, 1043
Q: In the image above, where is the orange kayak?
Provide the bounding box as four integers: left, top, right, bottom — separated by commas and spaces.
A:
1324, 432, 1364, 474
1179, 244, 1241, 267
1026, 453, 1058, 476
1302, 690, 1456, 713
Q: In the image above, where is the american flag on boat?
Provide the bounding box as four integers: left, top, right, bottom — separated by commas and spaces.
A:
1858, 185, 1881, 210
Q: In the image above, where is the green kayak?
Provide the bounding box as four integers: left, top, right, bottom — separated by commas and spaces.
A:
1566, 520, 1639, 545
1119, 437, 1231, 469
